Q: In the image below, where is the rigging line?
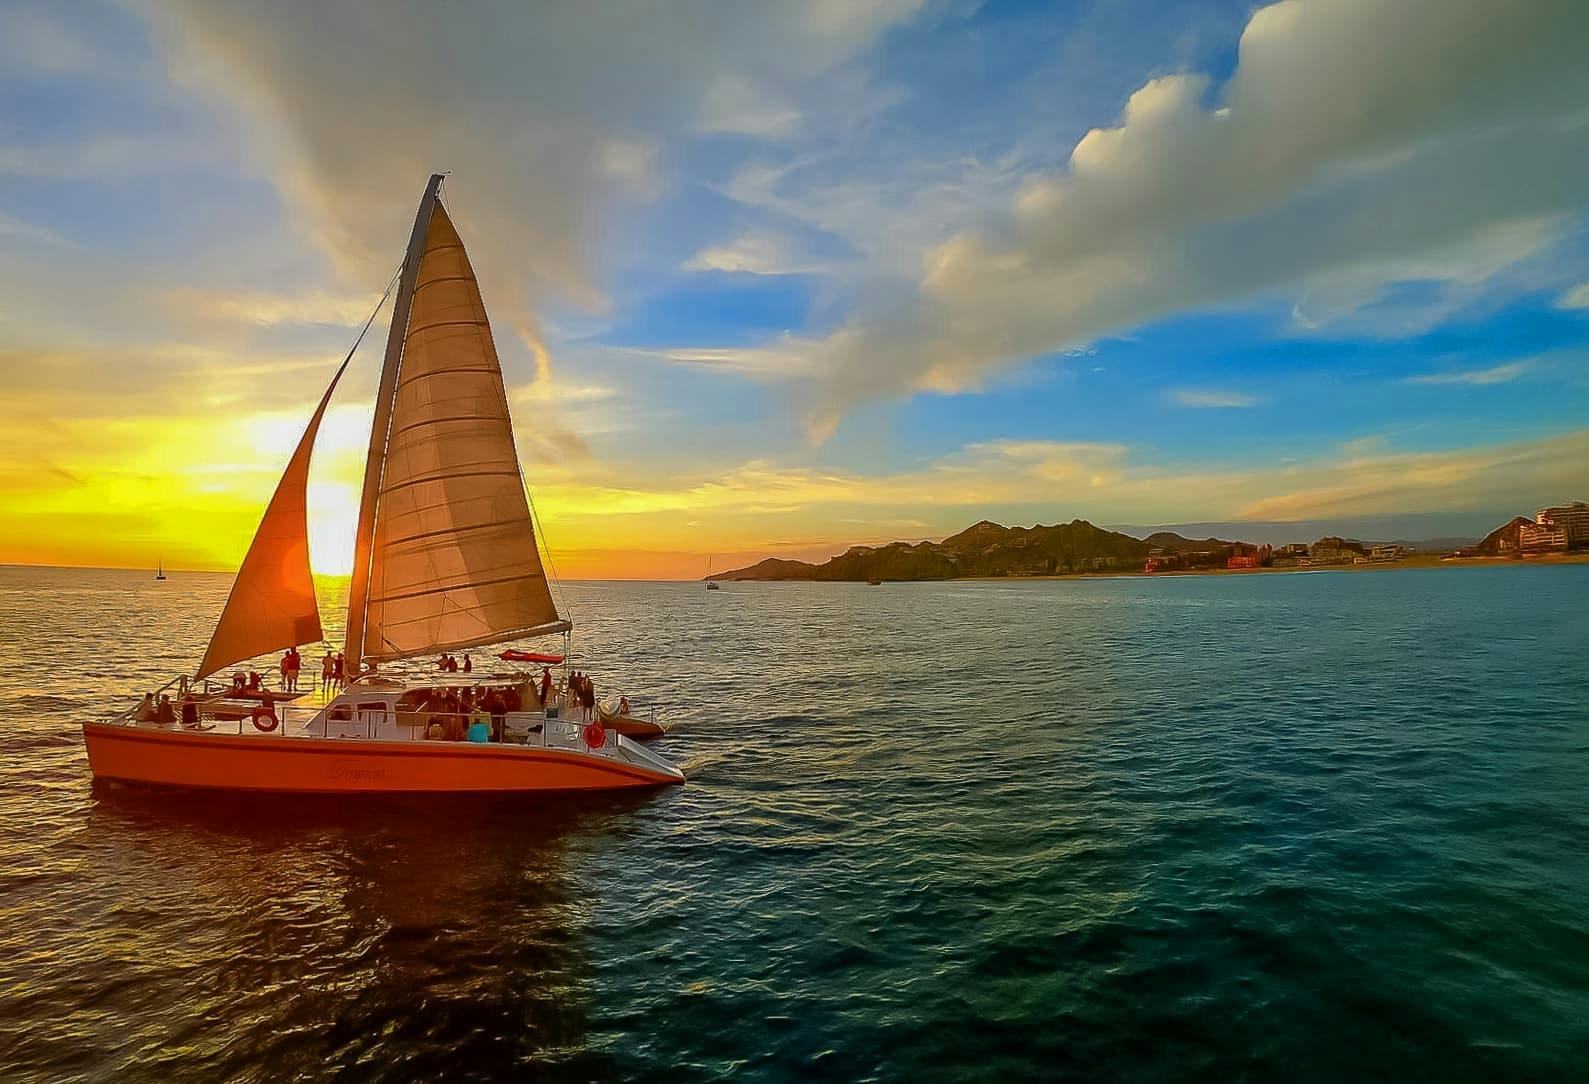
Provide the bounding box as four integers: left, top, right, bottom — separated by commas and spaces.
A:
526, 482, 570, 627
345, 261, 406, 368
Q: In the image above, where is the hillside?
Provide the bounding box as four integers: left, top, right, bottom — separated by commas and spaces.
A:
716, 519, 1159, 581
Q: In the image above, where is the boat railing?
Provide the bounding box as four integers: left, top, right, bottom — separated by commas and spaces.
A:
107, 690, 645, 765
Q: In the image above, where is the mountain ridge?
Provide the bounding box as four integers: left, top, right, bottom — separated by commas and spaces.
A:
715, 519, 1243, 581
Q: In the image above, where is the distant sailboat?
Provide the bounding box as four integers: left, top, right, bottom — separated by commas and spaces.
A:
84, 175, 682, 794
155, 561, 166, 581
706, 555, 721, 589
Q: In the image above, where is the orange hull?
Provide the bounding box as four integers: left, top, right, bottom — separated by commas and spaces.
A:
83, 723, 681, 794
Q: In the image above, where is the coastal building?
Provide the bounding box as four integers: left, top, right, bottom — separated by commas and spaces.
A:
1369, 544, 1403, 561
1227, 554, 1260, 569
1310, 536, 1355, 563
1536, 502, 1589, 548
1144, 551, 1179, 573
1277, 543, 1309, 558
1518, 520, 1568, 553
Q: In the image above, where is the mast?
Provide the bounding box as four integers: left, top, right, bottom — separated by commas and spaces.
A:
344, 173, 445, 675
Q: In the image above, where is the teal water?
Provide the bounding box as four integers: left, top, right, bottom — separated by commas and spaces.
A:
1, 564, 1586, 1080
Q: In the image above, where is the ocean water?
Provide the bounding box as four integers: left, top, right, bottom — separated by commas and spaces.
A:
1, 563, 1586, 1081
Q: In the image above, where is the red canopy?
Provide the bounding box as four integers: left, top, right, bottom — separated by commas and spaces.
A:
499, 649, 565, 664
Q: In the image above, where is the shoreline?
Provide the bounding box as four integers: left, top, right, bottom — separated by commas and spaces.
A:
721, 552, 1589, 584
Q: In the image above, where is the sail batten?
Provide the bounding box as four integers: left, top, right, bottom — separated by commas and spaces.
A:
347, 187, 563, 665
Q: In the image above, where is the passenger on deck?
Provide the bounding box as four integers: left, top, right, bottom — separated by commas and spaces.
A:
484, 687, 507, 742
181, 698, 200, 727
332, 652, 346, 690
463, 654, 472, 673
135, 693, 158, 722
156, 695, 176, 725
539, 666, 553, 707
446, 655, 459, 673
437, 653, 450, 670
618, 696, 631, 717
286, 647, 301, 692
322, 651, 334, 691
231, 672, 247, 696
581, 676, 596, 720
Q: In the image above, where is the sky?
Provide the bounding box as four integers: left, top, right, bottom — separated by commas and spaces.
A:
2, 0, 1588, 579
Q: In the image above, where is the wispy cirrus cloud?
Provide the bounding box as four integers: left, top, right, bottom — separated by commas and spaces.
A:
1169, 388, 1260, 408
1405, 360, 1532, 385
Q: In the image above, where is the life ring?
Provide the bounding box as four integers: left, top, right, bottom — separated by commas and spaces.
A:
582, 721, 607, 749
251, 705, 279, 733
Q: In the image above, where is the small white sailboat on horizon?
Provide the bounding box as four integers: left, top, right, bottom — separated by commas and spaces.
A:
155, 561, 166, 581
85, 175, 683, 794
705, 555, 721, 589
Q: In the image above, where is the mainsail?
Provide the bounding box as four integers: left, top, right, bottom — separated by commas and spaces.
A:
196, 362, 346, 679
345, 178, 565, 668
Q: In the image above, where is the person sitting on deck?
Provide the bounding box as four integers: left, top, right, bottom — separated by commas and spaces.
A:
135, 693, 158, 722
467, 700, 491, 743
156, 695, 176, 725
231, 672, 247, 696
181, 698, 200, 727
247, 671, 262, 693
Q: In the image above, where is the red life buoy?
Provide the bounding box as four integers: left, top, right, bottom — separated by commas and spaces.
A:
582, 722, 607, 749
251, 705, 279, 732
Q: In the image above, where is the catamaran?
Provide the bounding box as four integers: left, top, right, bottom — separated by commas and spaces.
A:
84, 175, 683, 793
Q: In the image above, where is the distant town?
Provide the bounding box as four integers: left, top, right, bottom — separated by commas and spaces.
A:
1147, 501, 1589, 572
715, 502, 1589, 582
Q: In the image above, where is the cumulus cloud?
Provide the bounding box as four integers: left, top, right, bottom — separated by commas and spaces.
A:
794, 0, 1589, 432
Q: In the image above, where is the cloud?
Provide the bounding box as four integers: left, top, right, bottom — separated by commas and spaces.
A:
699, 75, 802, 139
0, 210, 71, 247
684, 233, 811, 275
1559, 282, 1589, 310
794, 0, 1589, 432
628, 340, 818, 380
138, 0, 922, 350
165, 287, 378, 328
1169, 388, 1260, 408
521, 427, 1589, 557
1405, 360, 1532, 386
